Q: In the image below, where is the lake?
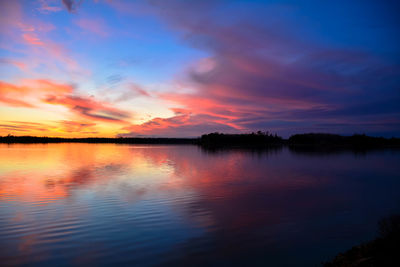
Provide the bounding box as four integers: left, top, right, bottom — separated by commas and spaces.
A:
0, 144, 399, 266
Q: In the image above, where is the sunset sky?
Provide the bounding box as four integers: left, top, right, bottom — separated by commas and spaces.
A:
0, 0, 399, 137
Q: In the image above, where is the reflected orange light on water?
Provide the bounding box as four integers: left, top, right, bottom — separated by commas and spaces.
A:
0, 144, 175, 204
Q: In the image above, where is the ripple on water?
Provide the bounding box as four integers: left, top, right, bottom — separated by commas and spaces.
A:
1, 144, 400, 266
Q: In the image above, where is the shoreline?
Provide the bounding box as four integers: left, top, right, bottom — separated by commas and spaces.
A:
1, 133, 400, 149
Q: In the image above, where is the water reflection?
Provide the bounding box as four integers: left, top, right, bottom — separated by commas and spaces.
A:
0, 144, 399, 266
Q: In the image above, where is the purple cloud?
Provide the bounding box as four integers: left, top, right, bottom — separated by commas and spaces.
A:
142, 0, 400, 137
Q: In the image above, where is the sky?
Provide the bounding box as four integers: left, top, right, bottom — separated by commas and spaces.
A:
0, 0, 399, 138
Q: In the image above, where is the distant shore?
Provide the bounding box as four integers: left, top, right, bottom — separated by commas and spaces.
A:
0, 135, 196, 144
1, 133, 400, 148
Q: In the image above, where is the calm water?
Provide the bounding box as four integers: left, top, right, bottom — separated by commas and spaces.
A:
0, 144, 399, 266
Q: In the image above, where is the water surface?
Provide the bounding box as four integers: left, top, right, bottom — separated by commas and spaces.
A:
0, 144, 399, 266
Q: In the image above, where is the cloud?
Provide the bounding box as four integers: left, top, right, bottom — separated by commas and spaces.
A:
24, 79, 75, 93
104, 0, 154, 16
106, 74, 124, 85
19, 26, 81, 73
62, 0, 82, 13
1, 79, 131, 126
0, 121, 55, 134
0, 1, 84, 76
119, 109, 237, 137
0, 58, 27, 70
0, 79, 76, 107
0, 120, 99, 137
129, 83, 150, 97
74, 18, 109, 37
113, 82, 151, 102
22, 33, 45, 45
37, 0, 62, 13
0, 81, 34, 107
135, 0, 400, 136
0, 0, 22, 35
44, 95, 131, 123
58, 120, 97, 133
0, 98, 32, 108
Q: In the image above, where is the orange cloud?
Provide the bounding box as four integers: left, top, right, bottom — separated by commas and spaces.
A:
21, 79, 74, 94
0, 97, 33, 108
1, 79, 133, 136
0, 121, 55, 133
0, 79, 76, 108
0, 81, 33, 107
0, 78, 131, 124
0, 120, 100, 137
59, 120, 97, 133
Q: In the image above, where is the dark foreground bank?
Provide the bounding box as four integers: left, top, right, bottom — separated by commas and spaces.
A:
324, 215, 400, 267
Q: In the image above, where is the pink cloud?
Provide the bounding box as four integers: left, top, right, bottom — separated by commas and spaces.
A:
121, 0, 400, 137
22, 33, 44, 45
37, 0, 62, 13
120, 108, 239, 137
0, 1, 83, 77
129, 83, 151, 97
74, 18, 109, 37
0, 58, 27, 70
0, 1, 23, 38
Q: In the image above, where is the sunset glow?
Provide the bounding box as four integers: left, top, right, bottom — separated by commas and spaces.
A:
1, 0, 399, 137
